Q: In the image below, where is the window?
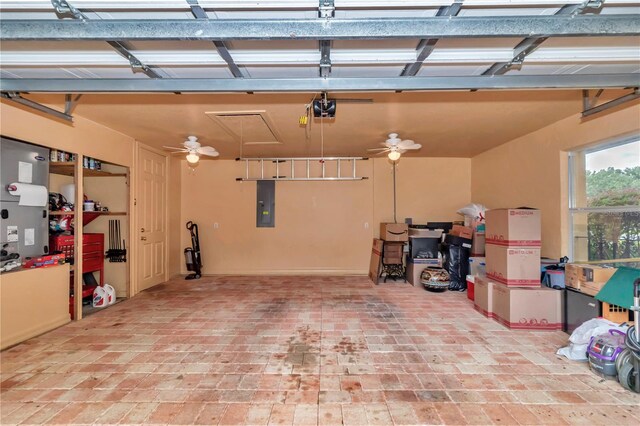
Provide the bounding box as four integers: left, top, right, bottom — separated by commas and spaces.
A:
569, 137, 640, 268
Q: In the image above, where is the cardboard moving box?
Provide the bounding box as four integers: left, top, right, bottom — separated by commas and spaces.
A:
580, 281, 608, 297
485, 208, 541, 247
471, 231, 485, 256
474, 276, 495, 318
581, 266, 617, 283
564, 263, 590, 290
406, 262, 426, 287
485, 244, 541, 287
380, 223, 409, 242
450, 225, 473, 239
368, 239, 384, 283
564, 264, 618, 291
492, 284, 562, 330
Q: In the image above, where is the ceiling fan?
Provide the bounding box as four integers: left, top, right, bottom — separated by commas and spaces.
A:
163, 135, 219, 165
368, 133, 422, 161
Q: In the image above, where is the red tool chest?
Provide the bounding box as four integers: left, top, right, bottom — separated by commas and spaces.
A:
51, 233, 104, 320
50, 233, 104, 285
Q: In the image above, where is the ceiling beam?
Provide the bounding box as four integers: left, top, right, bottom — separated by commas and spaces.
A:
481, 1, 604, 76
187, 0, 244, 78
1, 74, 638, 93
401, 0, 463, 77
2, 15, 638, 41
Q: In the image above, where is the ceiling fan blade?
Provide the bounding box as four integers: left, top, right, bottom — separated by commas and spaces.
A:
398, 140, 415, 149
163, 146, 186, 151
197, 146, 219, 156
407, 143, 422, 150
367, 148, 388, 152
168, 151, 189, 155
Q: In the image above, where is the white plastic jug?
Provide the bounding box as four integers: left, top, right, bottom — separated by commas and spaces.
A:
103, 284, 116, 305
92, 286, 108, 308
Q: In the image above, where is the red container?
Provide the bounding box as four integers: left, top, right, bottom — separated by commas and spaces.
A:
467, 277, 475, 301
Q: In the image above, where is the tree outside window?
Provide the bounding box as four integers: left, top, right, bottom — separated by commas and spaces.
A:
570, 139, 640, 268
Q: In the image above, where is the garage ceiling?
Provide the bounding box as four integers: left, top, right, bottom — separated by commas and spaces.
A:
0, 1, 638, 158
20, 90, 600, 158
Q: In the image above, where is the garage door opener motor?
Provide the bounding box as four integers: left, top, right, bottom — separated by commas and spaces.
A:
184, 221, 202, 280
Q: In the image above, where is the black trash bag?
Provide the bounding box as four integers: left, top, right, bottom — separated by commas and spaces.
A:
443, 243, 470, 291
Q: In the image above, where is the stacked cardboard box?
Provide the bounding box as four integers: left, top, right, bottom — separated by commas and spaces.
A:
474, 275, 494, 318
480, 209, 561, 330
485, 208, 541, 287
565, 263, 617, 296
380, 223, 408, 242
463, 217, 486, 256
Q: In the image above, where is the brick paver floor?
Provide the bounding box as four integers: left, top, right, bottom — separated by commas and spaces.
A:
1, 275, 638, 425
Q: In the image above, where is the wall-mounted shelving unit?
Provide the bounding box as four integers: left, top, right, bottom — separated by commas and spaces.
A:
47, 157, 130, 321
49, 211, 127, 216
49, 163, 127, 178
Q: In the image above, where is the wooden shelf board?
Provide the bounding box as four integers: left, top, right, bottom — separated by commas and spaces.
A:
49, 211, 126, 216
49, 163, 126, 178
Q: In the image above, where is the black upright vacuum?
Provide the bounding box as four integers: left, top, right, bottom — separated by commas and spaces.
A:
184, 221, 202, 280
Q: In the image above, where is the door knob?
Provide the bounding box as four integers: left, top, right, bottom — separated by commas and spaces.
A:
141, 228, 146, 233
140, 236, 147, 241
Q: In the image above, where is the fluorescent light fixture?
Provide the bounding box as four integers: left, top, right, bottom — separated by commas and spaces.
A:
186, 152, 200, 164
388, 151, 401, 161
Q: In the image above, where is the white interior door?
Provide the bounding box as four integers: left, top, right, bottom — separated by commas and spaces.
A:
137, 145, 167, 292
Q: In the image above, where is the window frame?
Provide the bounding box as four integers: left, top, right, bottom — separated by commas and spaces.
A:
568, 134, 640, 265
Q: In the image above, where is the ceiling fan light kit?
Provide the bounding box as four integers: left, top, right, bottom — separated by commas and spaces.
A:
388, 150, 401, 161
368, 133, 422, 161
163, 135, 219, 167
186, 152, 200, 164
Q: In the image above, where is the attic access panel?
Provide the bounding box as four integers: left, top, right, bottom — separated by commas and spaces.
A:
205, 111, 282, 145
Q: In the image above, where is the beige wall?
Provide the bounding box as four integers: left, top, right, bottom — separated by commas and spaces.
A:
179, 157, 471, 274
1, 101, 135, 167
471, 103, 640, 259
373, 157, 472, 225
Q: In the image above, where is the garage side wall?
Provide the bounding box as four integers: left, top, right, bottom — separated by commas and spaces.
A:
471, 102, 640, 259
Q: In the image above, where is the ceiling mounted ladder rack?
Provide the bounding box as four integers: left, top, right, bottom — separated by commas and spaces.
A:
235, 157, 369, 181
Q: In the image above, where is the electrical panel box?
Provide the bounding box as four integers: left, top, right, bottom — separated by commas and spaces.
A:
256, 180, 275, 228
